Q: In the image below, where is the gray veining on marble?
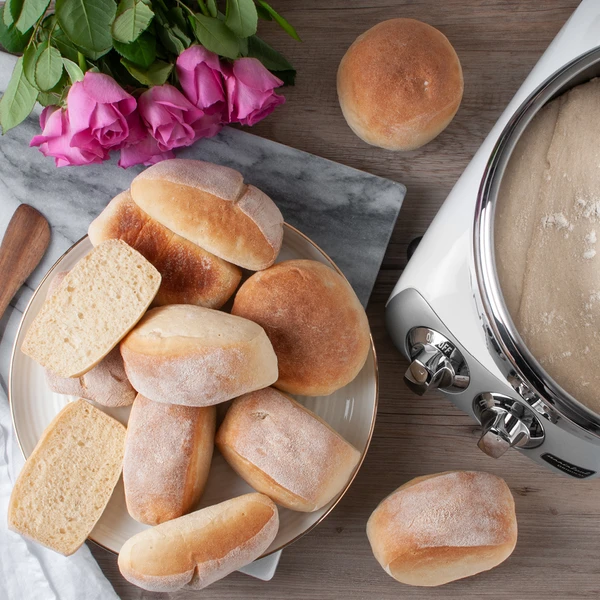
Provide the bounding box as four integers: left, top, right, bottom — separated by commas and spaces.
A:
0, 51, 404, 316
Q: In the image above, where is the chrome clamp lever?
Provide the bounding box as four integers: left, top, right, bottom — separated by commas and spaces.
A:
404, 327, 470, 395
474, 393, 545, 458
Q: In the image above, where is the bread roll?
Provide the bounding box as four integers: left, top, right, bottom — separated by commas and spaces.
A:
43, 271, 136, 407
124, 394, 216, 525
120, 304, 278, 406
216, 387, 361, 512
8, 400, 126, 556
367, 471, 518, 587
231, 260, 370, 396
22, 239, 160, 378
88, 191, 241, 308
118, 493, 279, 591
130, 159, 283, 270
337, 18, 463, 150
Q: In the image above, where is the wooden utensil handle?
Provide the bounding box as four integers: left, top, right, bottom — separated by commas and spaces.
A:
0, 205, 51, 321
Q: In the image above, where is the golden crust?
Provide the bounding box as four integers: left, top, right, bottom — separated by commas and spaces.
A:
89, 191, 241, 308
231, 260, 370, 396
337, 18, 463, 150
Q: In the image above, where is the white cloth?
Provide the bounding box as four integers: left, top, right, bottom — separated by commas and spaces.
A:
0, 308, 119, 600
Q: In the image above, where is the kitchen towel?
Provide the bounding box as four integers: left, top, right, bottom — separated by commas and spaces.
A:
0, 48, 404, 598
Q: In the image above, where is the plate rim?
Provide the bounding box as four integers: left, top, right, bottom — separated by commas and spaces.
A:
8, 223, 379, 557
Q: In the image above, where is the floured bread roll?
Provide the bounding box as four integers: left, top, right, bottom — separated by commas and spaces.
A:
495, 78, 600, 413
367, 471, 517, 586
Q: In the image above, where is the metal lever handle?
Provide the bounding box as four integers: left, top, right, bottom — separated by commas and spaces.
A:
477, 408, 531, 458
404, 345, 454, 396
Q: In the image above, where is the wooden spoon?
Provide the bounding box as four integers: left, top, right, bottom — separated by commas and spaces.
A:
0, 205, 50, 320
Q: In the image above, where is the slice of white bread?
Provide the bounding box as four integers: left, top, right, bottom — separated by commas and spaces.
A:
120, 304, 278, 407
8, 399, 126, 556
88, 191, 242, 308
22, 239, 161, 378
44, 271, 137, 407
130, 159, 284, 270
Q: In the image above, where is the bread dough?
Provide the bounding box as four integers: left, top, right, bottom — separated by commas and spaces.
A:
495, 78, 600, 414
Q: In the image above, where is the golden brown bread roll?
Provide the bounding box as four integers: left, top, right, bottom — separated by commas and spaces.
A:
367, 471, 518, 586
88, 190, 241, 308
130, 159, 283, 270
123, 394, 216, 525
120, 304, 278, 406
216, 387, 361, 512
231, 260, 370, 396
118, 493, 279, 591
337, 18, 463, 150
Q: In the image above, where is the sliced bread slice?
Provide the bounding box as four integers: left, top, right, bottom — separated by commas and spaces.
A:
21, 239, 161, 378
8, 399, 126, 556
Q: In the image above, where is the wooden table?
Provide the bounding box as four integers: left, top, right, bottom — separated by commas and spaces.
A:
93, 1, 600, 598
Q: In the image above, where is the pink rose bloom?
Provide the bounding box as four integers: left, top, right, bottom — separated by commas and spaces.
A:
138, 84, 221, 152
224, 58, 285, 126
67, 72, 144, 152
176, 46, 226, 118
118, 134, 174, 168
30, 106, 107, 167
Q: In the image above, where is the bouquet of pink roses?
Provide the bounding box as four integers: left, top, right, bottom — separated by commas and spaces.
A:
0, 0, 298, 167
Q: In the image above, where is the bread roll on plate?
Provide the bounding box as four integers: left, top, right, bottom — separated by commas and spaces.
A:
232, 259, 370, 396
367, 471, 517, 586
120, 304, 278, 406
89, 190, 241, 308
130, 159, 283, 270
124, 394, 216, 525
337, 18, 463, 150
118, 493, 279, 592
216, 387, 361, 512
43, 271, 136, 407
22, 239, 160, 378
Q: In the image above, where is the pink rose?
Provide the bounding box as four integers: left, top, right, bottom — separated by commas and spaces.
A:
118, 134, 174, 168
176, 46, 226, 118
138, 84, 222, 152
224, 58, 285, 126
30, 106, 107, 167
67, 72, 144, 152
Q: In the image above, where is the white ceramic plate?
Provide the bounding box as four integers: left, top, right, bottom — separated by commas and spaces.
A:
9, 224, 378, 556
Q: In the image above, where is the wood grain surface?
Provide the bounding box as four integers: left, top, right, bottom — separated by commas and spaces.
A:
91, 1, 600, 598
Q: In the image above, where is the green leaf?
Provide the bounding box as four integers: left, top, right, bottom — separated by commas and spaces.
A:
207, 0, 217, 18
0, 57, 38, 133
246, 34, 294, 71
0, 18, 32, 52
74, 44, 111, 60
271, 69, 294, 86
15, 0, 50, 33
55, 0, 116, 55
254, 3, 272, 20
23, 43, 44, 86
62, 58, 84, 82
113, 31, 156, 68
44, 19, 80, 62
189, 13, 239, 59
158, 26, 185, 55
121, 58, 172, 85
225, 0, 256, 38
3, 0, 22, 26
255, 1, 300, 41
112, 0, 153, 43
37, 90, 63, 106
35, 45, 64, 91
